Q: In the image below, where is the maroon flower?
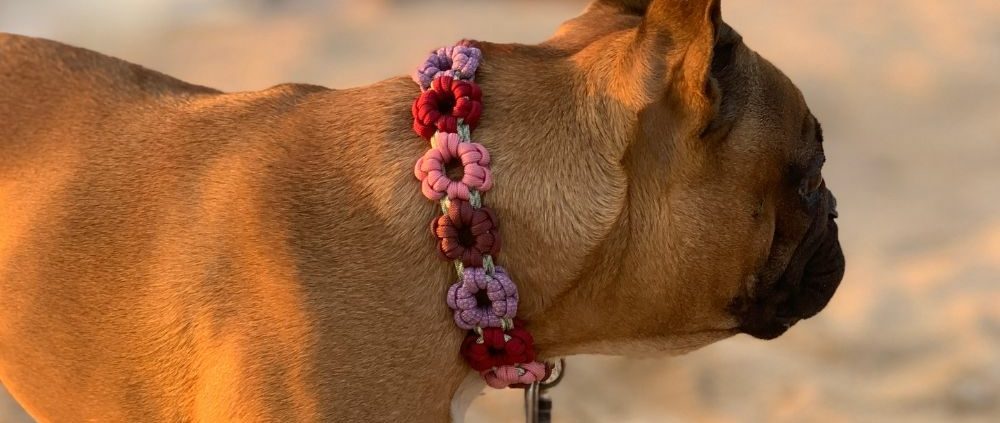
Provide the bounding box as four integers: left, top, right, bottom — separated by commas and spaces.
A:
411, 75, 483, 140
460, 320, 536, 372
431, 200, 501, 267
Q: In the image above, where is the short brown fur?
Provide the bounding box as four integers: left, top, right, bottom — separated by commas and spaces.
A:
0, 0, 843, 421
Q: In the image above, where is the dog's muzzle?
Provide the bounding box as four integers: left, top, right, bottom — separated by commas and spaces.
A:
734, 189, 846, 340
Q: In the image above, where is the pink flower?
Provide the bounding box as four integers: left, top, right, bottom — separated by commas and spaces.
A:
414, 132, 493, 201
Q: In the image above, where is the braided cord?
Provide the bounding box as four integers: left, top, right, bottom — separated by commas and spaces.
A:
412, 42, 546, 389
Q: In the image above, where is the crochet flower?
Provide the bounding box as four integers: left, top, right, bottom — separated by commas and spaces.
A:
414, 132, 493, 201
411, 75, 483, 140
446, 266, 518, 330
430, 200, 501, 267
482, 362, 547, 389
460, 320, 536, 372
413, 45, 482, 90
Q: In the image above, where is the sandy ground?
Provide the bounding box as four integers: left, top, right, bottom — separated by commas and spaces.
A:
1, 0, 998, 421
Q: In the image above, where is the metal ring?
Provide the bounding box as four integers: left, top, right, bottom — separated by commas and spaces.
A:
540, 359, 565, 389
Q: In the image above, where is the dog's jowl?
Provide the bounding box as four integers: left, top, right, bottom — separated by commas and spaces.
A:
0, 0, 843, 421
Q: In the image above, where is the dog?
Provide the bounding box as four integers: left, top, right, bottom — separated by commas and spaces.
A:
0, 0, 844, 421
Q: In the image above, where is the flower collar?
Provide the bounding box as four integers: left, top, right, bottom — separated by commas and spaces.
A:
410, 42, 549, 389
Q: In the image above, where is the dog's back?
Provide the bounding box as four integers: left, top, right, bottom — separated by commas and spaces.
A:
0, 33, 453, 421
0, 33, 295, 420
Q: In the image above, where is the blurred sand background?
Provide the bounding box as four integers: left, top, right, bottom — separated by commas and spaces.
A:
1, 0, 998, 421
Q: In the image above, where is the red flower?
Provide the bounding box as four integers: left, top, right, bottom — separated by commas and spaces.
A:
460, 320, 537, 372
411, 75, 483, 139
431, 200, 501, 267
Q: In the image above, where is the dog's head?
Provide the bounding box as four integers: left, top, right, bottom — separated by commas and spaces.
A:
491, 0, 844, 355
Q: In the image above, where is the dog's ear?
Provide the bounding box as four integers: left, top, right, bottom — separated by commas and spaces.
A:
634, 0, 726, 135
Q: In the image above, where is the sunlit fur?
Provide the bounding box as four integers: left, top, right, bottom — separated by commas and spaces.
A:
0, 0, 836, 421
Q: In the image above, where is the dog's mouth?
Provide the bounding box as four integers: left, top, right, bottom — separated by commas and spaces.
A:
730, 191, 846, 340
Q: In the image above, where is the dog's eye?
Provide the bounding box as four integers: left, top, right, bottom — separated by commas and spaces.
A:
805, 173, 823, 193
798, 172, 824, 208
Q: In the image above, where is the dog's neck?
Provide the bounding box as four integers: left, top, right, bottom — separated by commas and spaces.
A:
466, 26, 736, 357
464, 41, 635, 328
278, 2, 727, 361
269, 24, 705, 413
